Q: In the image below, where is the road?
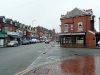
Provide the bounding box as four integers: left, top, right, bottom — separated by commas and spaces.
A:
0, 43, 52, 75
26, 45, 100, 69
23, 46, 100, 75
0, 42, 100, 75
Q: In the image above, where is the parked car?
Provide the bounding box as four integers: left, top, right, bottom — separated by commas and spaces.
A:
7, 40, 18, 47
22, 39, 30, 45
31, 39, 37, 43
36, 39, 40, 43
45, 40, 50, 44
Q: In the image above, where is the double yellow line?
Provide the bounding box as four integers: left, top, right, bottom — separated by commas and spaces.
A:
15, 68, 32, 75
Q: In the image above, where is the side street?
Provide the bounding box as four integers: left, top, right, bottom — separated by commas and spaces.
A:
0, 17, 55, 47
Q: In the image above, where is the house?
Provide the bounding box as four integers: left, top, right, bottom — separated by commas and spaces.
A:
5, 19, 21, 44
0, 16, 7, 47
59, 8, 97, 48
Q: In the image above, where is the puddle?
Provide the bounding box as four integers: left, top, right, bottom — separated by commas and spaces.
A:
25, 55, 100, 75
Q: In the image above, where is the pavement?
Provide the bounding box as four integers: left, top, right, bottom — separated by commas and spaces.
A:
15, 42, 100, 75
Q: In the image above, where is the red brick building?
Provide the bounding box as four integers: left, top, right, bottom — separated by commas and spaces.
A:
59, 8, 96, 48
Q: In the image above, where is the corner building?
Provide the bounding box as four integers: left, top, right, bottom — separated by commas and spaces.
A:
59, 8, 96, 48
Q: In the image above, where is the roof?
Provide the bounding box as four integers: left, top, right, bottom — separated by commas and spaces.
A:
64, 8, 93, 18
0, 16, 5, 18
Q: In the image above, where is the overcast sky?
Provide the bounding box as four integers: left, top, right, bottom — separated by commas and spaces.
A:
0, 0, 99, 32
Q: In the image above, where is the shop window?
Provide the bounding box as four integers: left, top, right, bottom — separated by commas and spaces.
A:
72, 36, 76, 44
64, 24, 68, 32
76, 36, 84, 44
78, 22, 83, 32
65, 36, 72, 44
63, 37, 66, 44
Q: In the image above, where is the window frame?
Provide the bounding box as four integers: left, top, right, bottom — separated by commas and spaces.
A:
64, 24, 68, 32
78, 22, 83, 32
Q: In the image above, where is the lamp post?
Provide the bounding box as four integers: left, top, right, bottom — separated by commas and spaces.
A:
99, 17, 100, 32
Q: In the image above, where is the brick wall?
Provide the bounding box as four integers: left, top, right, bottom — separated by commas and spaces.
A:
0, 24, 2, 31
86, 31, 96, 48
60, 16, 91, 33
61, 44, 85, 48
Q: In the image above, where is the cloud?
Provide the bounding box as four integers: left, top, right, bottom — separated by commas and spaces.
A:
0, 0, 99, 32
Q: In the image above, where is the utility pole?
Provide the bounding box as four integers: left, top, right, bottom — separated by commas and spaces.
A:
99, 17, 100, 32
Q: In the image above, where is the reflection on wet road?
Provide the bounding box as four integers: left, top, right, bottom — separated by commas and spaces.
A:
61, 55, 95, 75
24, 45, 100, 75
25, 55, 100, 75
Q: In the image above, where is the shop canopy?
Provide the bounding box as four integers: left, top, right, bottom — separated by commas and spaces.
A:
0, 32, 5, 38
7, 32, 19, 36
59, 32, 85, 36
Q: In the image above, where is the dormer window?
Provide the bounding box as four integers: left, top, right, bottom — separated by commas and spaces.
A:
3, 18, 6, 23
15, 23, 17, 26
10, 21, 13, 24
78, 22, 83, 32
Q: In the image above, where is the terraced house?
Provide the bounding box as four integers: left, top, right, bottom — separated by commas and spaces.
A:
59, 8, 100, 48
0, 16, 7, 47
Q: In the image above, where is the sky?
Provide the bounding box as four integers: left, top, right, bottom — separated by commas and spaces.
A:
0, 0, 100, 32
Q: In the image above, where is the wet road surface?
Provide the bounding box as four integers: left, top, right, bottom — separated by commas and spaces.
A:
25, 55, 100, 75
21, 43, 100, 75
0, 43, 51, 75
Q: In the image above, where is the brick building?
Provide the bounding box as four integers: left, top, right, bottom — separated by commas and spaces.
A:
59, 8, 97, 48
0, 16, 7, 47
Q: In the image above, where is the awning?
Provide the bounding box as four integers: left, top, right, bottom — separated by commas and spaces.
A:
7, 32, 19, 36
59, 32, 85, 36
0, 32, 5, 38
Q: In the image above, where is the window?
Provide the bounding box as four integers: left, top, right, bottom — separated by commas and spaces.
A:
15, 23, 17, 26
64, 24, 68, 32
78, 22, 83, 32
71, 24, 74, 32
3, 18, 6, 23
76, 36, 84, 44
10, 21, 13, 24
2, 27, 9, 33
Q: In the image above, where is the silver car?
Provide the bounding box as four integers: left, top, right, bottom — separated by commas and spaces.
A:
7, 41, 18, 47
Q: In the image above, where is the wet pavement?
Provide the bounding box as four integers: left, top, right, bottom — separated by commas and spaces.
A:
16, 42, 100, 75
23, 55, 100, 75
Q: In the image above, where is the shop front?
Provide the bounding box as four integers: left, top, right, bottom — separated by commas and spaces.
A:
0, 32, 7, 47
59, 32, 85, 48
7, 32, 20, 44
